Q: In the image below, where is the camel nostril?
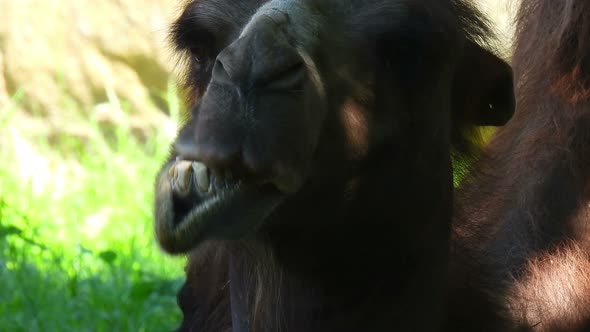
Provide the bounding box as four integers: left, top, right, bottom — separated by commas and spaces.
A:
212, 57, 231, 83
258, 62, 306, 91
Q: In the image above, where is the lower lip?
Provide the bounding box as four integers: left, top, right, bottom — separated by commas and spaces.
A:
173, 183, 284, 247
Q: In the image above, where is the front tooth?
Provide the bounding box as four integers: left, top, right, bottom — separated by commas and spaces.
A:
168, 163, 177, 179
192, 162, 210, 193
172, 161, 194, 194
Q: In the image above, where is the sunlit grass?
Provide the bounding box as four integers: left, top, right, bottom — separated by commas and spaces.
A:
0, 82, 185, 332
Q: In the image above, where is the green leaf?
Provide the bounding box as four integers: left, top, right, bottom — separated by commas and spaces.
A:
130, 280, 158, 301
0, 225, 23, 238
98, 250, 117, 264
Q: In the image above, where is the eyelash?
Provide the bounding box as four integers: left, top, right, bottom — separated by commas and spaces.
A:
191, 49, 203, 63
190, 47, 206, 64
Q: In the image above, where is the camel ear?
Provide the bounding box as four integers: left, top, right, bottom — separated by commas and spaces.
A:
453, 41, 515, 126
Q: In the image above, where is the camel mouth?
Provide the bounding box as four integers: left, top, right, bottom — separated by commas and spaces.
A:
181, 161, 244, 198
177, 181, 283, 239
163, 160, 285, 252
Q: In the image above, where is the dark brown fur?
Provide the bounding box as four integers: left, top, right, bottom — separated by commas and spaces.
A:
154, 0, 515, 331
449, 1, 590, 331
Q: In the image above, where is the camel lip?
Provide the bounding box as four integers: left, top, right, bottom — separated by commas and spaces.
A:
157, 158, 296, 254
188, 159, 298, 197
166, 181, 285, 253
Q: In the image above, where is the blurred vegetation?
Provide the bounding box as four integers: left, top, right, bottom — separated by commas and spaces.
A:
0, 1, 513, 331
0, 82, 185, 331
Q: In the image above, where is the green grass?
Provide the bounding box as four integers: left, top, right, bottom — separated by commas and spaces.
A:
0, 76, 496, 331
0, 84, 186, 331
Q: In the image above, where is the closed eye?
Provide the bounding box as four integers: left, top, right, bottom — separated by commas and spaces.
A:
190, 46, 207, 64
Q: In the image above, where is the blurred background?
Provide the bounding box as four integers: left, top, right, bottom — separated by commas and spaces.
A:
0, 0, 514, 331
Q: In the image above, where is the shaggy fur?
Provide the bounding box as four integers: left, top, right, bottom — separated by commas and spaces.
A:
449, 1, 590, 331
154, 0, 515, 331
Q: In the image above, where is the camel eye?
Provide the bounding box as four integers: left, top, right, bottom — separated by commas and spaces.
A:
190, 47, 206, 63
